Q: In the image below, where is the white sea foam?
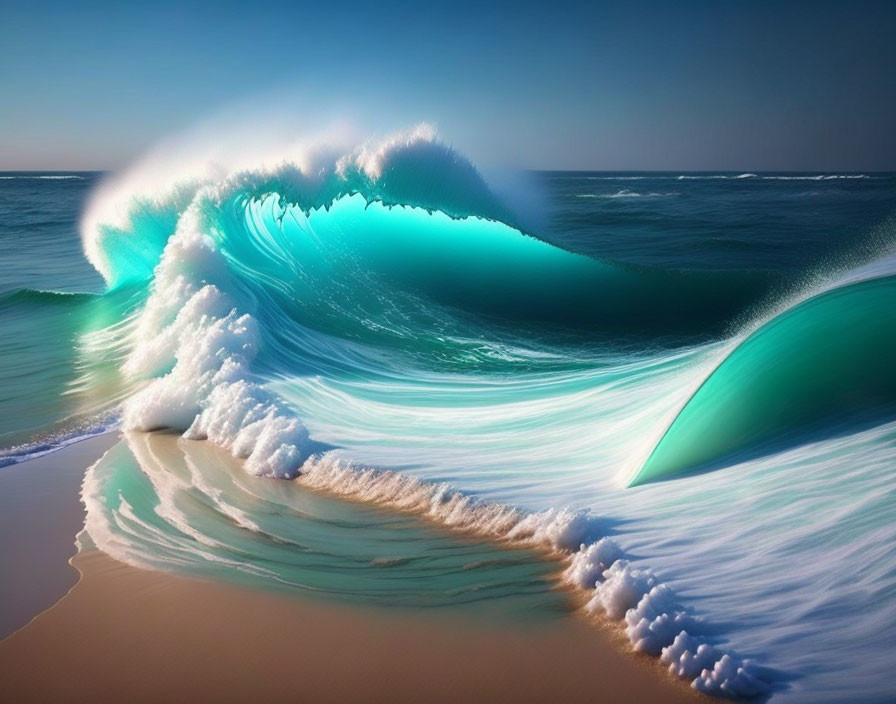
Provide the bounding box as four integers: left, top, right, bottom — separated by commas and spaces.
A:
572, 558, 770, 697
677, 174, 751, 180
662, 632, 722, 678
675, 173, 869, 181
563, 538, 623, 588
0, 418, 118, 468
693, 654, 772, 699
337, 122, 439, 180
585, 559, 658, 619
120, 198, 311, 479
770, 173, 868, 180
298, 452, 597, 551
624, 584, 697, 654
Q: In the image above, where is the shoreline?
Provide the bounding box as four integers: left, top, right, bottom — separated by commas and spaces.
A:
0, 432, 119, 639
1, 549, 702, 703
0, 432, 702, 703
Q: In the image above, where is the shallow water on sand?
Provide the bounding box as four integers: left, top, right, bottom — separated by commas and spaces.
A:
82, 432, 572, 622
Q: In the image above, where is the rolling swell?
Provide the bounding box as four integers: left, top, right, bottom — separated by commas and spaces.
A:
0, 287, 97, 307
632, 272, 896, 485
0, 284, 134, 449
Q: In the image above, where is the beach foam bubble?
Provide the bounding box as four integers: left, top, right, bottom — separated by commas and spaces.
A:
693, 654, 772, 699
563, 538, 623, 588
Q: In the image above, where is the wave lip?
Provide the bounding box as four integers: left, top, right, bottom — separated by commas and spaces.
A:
81, 124, 516, 288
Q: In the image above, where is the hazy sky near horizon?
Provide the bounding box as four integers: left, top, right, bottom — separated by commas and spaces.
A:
2, 0, 895, 171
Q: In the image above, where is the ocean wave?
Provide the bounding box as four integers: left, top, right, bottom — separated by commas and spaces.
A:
0, 174, 85, 180
674, 173, 870, 181
576, 173, 873, 182
81, 124, 515, 287
576, 190, 678, 199
761, 174, 870, 181
632, 257, 896, 485
75, 123, 896, 701
79, 126, 783, 697
677, 174, 757, 180
0, 415, 118, 468
0, 287, 98, 306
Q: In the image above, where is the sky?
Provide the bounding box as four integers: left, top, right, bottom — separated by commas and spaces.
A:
1, 0, 895, 171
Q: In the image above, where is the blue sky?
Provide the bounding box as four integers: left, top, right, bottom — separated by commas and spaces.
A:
2, 0, 895, 170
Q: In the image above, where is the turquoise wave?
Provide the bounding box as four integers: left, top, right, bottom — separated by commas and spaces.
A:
96, 199, 770, 375
632, 273, 896, 485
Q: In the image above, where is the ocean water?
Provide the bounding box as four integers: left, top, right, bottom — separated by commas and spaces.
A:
1, 136, 895, 702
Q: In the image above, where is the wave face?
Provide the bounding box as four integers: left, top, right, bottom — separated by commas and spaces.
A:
4, 147, 896, 701
634, 271, 896, 484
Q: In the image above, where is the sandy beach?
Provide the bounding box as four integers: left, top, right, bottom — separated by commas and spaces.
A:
0, 434, 701, 704
0, 434, 119, 638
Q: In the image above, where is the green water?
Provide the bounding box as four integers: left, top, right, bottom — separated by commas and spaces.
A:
633, 275, 896, 484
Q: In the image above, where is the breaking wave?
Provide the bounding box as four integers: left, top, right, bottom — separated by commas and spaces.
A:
73, 125, 896, 702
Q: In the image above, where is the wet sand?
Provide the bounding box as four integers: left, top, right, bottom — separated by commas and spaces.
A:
0, 433, 119, 638
0, 435, 702, 703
